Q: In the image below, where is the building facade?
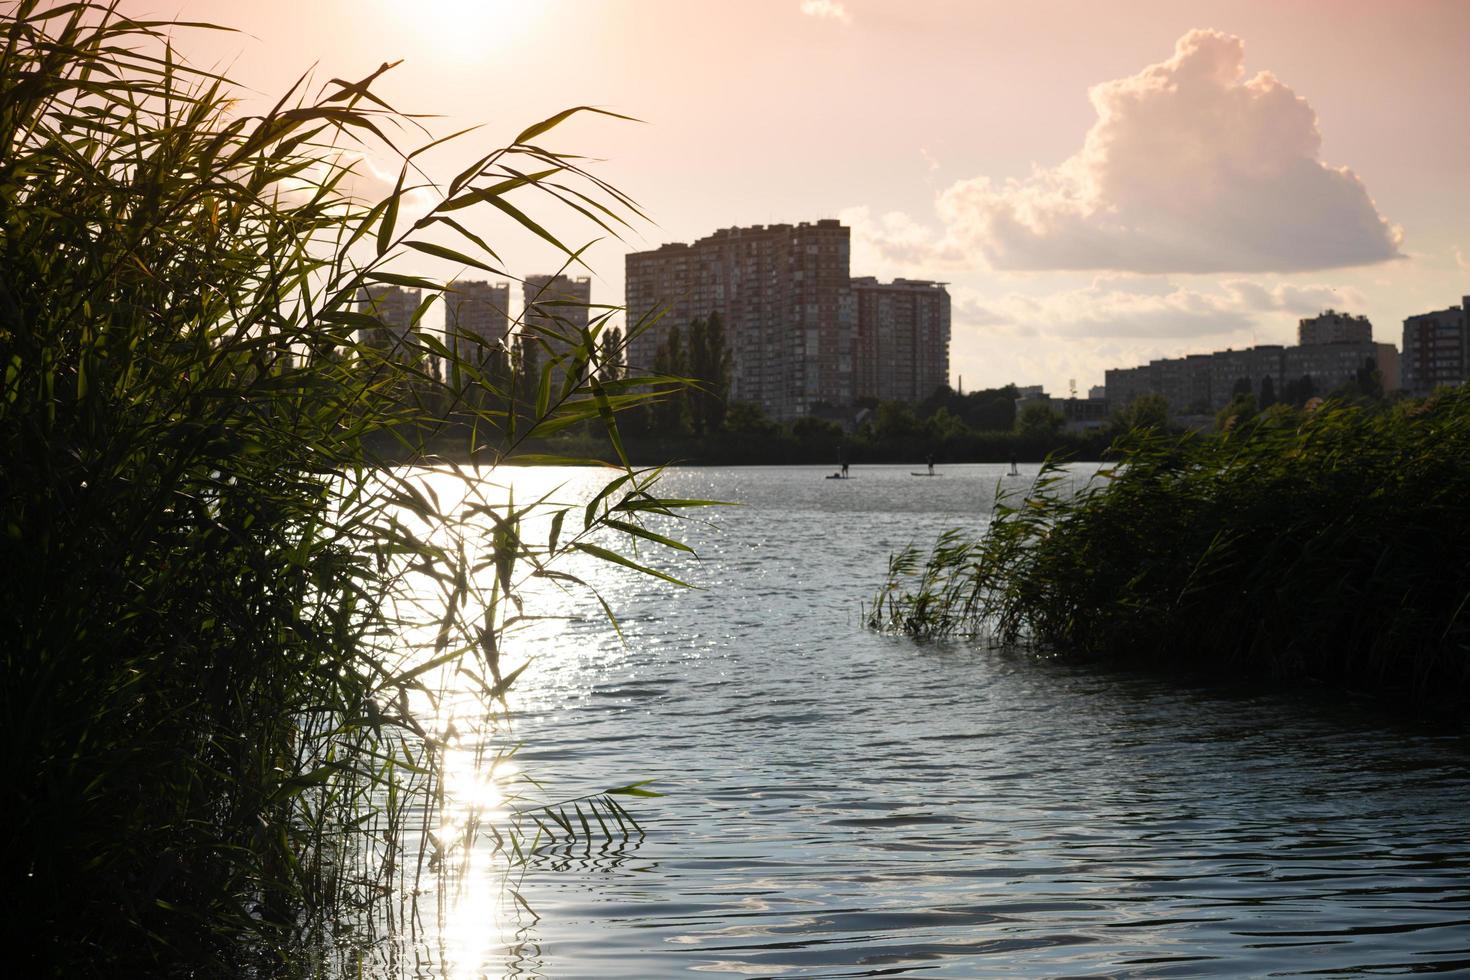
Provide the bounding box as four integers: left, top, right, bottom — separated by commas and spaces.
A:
356, 284, 420, 352
851, 277, 951, 404
1402, 297, 1468, 394
1299, 310, 1373, 346
625, 220, 858, 419
445, 279, 510, 362
522, 274, 591, 344
1105, 340, 1398, 414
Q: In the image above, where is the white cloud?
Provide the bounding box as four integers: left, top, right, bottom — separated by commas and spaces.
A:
1456, 247, 1470, 273
937, 29, 1402, 274
840, 204, 965, 275
966, 277, 1363, 342
800, 0, 851, 24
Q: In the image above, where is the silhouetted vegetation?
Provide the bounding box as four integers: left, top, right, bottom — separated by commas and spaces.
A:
870, 390, 1470, 714
0, 4, 697, 974
503, 374, 1110, 465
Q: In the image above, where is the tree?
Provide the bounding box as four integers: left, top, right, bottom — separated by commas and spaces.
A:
1356, 357, 1384, 400
1283, 374, 1317, 407
651, 324, 691, 434
598, 326, 625, 383
685, 313, 732, 435
1015, 400, 1064, 439
1217, 392, 1258, 431
1110, 393, 1170, 435
723, 401, 780, 436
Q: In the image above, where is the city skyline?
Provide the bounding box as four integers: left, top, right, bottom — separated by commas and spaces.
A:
141, 1, 1469, 395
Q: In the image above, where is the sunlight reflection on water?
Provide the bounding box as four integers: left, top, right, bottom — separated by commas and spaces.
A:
355, 463, 1470, 979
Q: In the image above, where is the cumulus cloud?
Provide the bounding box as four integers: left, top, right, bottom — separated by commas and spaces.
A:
800, 0, 851, 24
840, 204, 965, 274
937, 29, 1402, 274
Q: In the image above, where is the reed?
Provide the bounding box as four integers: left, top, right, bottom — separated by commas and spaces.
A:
0, 4, 697, 974
869, 393, 1470, 712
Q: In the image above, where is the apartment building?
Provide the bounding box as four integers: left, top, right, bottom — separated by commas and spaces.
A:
851, 277, 951, 404
1299, 310, 1372, 346
445, 279, 510, 363
356, 284, 420, 352
1402, 297, 1468, 394
625, 220, 856, 419
1106, 339, 1397, 414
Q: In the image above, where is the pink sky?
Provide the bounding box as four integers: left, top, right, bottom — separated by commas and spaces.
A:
136, 0, 1469, 395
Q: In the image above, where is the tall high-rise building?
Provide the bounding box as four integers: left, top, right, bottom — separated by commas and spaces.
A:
625, 220, 856, 419
1299, 309, 1373, 346
522, 274, 591, 344
1402, 297, 1468, 394
446, 279, 510, 362
521, 274, 592, 388
851, 277, 951, 403
356, 284, 420, 352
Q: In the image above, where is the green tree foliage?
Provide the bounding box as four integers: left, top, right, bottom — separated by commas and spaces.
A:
1216, 392, 1259, 431
650, 322, 692, 435
1015, 400, 1064, 438
685, 313, 732, 434
1109, 393, 1170, 436
599, 325, 625, 383
1282, 374, 1317, 407
918, 383, 1018, 431
0, 4, 699, 972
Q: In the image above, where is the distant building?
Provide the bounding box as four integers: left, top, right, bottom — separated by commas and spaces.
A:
1285, 342, 1399, 394
522, 274, 592, 388
1059, 396, 1109, 432
356, 284, 437, 385
851, 277, 950, 404
522, 274, 591, 344
1299, 309, 1373, 346
1105, 338, 1398, 416
1087, 385, 1106, 401
446, 279, 510, 362
356, 284, 420, 352
625, 220, 856, 419
1402, 297, 1468, 394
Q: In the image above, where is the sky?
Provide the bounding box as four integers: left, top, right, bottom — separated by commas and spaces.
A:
136, 0, 1470, 395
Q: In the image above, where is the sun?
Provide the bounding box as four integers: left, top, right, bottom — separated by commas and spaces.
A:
386, 0, 538, 65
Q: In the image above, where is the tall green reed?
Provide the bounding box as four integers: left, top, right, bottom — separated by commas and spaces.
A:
869, 393, 1470, 711
0, 3, 698, 973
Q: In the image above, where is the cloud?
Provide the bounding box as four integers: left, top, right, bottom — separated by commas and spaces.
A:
965, 277, 1364, 342
1457, 247, 1470, 273
800, 0, 851, 24
840, 204, 966, 274
937, 29, 1402, 274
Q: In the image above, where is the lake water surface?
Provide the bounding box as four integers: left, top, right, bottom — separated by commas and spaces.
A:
369, 463, 1470, 978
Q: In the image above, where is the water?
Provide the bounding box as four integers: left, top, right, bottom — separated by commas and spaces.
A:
372, 463, 1470, 978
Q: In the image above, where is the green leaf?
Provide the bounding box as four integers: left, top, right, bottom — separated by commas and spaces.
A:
572, 542, 690, 588
604, 780, 662, 798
